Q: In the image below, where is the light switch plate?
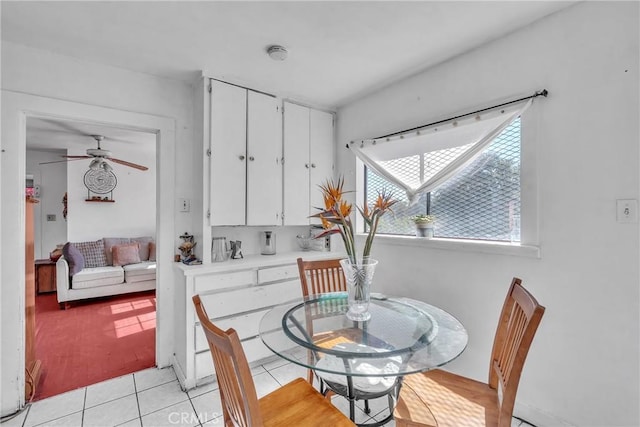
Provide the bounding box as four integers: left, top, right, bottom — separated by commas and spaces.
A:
179, 198, 190, 212
616, 199, 638, 223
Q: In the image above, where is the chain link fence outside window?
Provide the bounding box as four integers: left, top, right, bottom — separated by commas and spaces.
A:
365, 118, 521, 242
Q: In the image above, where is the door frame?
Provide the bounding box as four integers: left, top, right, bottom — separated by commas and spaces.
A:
1, 90, 176, 414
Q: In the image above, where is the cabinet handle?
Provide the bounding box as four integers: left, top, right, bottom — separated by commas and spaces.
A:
239, 155, 245, 161
311, 163, 316, 168
305, 163, 310, 169
249, 156, 255, 161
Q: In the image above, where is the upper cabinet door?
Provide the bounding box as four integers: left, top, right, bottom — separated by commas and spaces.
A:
246, 91, 281, 226
283, 102, 311, 226
309, 109, 334, 222
210, 80, 247, 226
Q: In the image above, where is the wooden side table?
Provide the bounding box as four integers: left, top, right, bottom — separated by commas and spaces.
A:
35, 259, 57, 293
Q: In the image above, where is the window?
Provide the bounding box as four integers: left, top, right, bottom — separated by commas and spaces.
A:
365, 118, 521, 242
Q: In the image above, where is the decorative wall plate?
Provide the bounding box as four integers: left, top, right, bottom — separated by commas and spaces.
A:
83, 169, 117, 194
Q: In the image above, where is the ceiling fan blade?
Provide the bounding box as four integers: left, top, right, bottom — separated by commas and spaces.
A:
63, 155, 91, 159
109, 157, 149, 171
39, 157, 89, 165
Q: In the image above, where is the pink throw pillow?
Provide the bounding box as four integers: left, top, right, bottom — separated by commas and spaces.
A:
112, 242, 141, 266
148, 241, 156, 262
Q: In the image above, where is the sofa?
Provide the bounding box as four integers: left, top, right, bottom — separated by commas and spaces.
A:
56, 237, 156, 309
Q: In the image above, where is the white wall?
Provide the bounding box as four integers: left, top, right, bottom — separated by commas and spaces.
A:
25, 150, 67, 259
337, 3, 638, 427
1, 42, 186, 415
66, 142, 156, 241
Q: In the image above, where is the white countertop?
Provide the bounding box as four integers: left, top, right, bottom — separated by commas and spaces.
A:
174, 250, 345, 276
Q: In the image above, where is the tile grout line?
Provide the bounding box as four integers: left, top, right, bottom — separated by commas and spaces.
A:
20, 404, 31, 427
81, 387, 87, 426
186, 393, 204, 427
132, 373, 143, 426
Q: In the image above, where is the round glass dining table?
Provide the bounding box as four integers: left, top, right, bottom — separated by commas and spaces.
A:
259, 292, 468, 425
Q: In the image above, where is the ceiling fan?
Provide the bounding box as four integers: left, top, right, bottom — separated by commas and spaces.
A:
40, 135, 148, 171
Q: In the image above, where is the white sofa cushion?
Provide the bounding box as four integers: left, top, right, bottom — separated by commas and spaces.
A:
72, 266, 124, 290
123, 261, 156, 283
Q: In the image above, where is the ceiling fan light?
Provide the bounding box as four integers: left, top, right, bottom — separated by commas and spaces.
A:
89, 159, 102, 170
100, 161, 113, 172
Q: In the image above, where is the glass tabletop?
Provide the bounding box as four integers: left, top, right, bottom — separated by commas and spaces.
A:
259, 292, 468, 378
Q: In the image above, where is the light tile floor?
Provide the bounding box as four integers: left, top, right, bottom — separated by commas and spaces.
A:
3, 351, 537, 427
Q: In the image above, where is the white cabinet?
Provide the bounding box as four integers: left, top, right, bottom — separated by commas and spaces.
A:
283, 102, 334, 225
173, 252, 340, 389
283, 102, 310, 225
209, 80, 246, 225
209, 80, 281, 226
246, 91, 282, 225
309, 108, 334, 217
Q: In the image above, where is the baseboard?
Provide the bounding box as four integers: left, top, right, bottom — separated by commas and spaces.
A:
514, 401, 575, 427
172, 355, 193, 391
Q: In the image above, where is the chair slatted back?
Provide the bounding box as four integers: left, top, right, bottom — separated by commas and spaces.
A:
192, 295, 263, 427
297, 257, 347, 297
296, 257, 347, 384
489, 277, 545, 425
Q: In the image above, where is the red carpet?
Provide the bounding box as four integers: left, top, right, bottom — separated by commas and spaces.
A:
33, 291, 156, 401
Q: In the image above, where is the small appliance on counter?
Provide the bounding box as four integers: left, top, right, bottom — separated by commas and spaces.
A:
211, 237, 230, 262
230, 240, 243, 259
260, 231, 276, 255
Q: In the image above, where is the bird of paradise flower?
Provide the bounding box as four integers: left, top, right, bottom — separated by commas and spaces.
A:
311, 177, 397, 265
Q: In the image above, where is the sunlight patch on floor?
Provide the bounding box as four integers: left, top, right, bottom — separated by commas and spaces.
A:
109, 298, 155, 315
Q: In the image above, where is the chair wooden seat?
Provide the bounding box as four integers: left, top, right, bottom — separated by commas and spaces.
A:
192, 295, 354, 427
394, 278, 545, 427
395, 369, 500, 427
259, 377, 354, 426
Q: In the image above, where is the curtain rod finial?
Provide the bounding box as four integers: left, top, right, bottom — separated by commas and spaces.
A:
538, 89, 549, 97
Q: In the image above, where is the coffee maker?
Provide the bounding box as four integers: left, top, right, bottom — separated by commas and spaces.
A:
260, 231, 276, 255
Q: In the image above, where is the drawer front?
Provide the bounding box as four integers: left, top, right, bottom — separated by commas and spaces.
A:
198, 280, 301, 320
194, 270, 255, 294
257, 264, 299, 284
194, 338, 276, 379
195, 309, 270, 352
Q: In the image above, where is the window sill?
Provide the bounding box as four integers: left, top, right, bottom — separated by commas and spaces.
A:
359, 234, 540, 258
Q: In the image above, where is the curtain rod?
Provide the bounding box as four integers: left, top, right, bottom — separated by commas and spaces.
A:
347, 89, 548, 147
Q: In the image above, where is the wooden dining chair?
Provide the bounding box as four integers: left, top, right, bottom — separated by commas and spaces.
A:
297, 257, 399, 423
393, 277, 545, 427
296, 257, 347, 384
192, 295, 354, 427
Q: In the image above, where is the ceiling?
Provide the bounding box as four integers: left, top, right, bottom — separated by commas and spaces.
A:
2, 1, 577, 110
26, 117, 156, 152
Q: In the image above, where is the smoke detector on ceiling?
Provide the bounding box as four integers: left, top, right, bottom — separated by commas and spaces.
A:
267, 45, 288, 61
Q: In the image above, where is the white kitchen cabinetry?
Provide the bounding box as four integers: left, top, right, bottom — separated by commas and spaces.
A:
209, 80, 281, 226
283, 102, 334, 225
173, 251, 340, 390
209, 80, 246, 225
246, 91, 282, 225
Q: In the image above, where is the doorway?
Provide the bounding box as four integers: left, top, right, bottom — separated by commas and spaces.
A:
1, 90, 176, 413
25, 116, 158, 400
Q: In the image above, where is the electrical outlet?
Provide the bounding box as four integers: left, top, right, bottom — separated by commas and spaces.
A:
46, 214, 56, 222
179, 198, 190, 212
616, 199, 638, 223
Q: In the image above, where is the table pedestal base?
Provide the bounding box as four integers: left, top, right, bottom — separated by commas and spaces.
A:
321, 376, 403, 426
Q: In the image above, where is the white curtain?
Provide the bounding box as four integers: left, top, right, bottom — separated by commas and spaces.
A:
349, 99, 532, 204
